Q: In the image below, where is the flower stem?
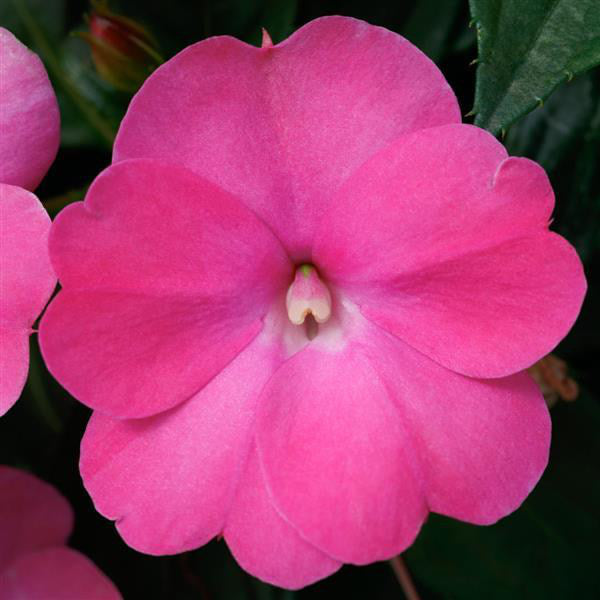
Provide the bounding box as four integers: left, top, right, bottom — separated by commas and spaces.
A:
11, 0, 117, 148
389, 555, 421, 600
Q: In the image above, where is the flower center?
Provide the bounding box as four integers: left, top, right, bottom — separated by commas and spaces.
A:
286, 264, 332, 326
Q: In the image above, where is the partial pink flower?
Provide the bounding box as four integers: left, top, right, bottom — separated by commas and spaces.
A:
0, 28, 58, 416
0, 185, 55, 415
0, 28, 60, 191
0, 466, 121, 599
39, 17, 586, 589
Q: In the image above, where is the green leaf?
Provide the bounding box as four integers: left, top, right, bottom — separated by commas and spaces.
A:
405, 392, 600, 599
469, 0, 600, 134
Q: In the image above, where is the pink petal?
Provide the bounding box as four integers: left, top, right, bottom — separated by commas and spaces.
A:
0, 184, 55, 415
39, 159, 290, 418
315, 124, 586, 378
256, 333, 427, 565
0, 466, 72, 570
0, 185, 55, 324
0, 547, 120, 600
369, 326, 551, 524
361, 234, 585, 378
0, 28, 60, 191
80, 337, 279, 555
224, 446, 341, 589
113, 16, 459, 256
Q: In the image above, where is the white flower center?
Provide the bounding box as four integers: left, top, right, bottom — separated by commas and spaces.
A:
286, 264, 332, 325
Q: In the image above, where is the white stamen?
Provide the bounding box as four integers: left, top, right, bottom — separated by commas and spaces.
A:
285, 264, 332, 326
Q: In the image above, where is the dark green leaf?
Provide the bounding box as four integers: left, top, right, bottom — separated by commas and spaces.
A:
470, 0, 600, 134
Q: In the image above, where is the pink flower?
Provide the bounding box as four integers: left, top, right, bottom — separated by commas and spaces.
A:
0, 28, 59, 415
0, 466, 121, 599
0, 28, 59, 191
39, 17, 586, 589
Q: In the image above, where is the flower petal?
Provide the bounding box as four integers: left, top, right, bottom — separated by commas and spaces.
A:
315, 124, 586, 377
45, 159, 290, 298
0, 467, 72, 570
360, 234, 585, 378
369, 326, 551, 524
0, 184, 55, 415
224, 446, 341, 589
256, 327, 427, 565
0, 28, 60, 191
113, 16, 459, 256
0, 546, 121, 600
80, 337, 278, 555
39, 160, 290, 418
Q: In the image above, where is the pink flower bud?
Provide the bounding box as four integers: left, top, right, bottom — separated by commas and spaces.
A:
79, 1, 162, 92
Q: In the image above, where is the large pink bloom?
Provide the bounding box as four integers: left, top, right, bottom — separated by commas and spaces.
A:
39, 17, 586, 589
0, 466, 121, 599
0, 28, 59, 415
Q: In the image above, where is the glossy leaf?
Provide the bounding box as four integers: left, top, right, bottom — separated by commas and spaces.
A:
470, 0, 600, 134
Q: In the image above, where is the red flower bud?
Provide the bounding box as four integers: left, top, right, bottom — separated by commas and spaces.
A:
79, 1, 162, 93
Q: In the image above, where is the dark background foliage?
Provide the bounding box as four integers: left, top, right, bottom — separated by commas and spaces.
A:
1, 1, 598, 598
